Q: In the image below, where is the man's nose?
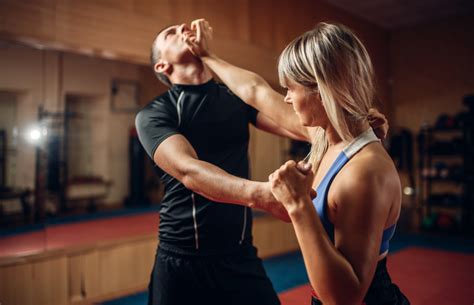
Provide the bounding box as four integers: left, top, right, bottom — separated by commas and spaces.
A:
179, 23, 190, 34
284, 95, 292, 104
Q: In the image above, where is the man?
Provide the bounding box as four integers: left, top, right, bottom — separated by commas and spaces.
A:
136, 22, 388, 305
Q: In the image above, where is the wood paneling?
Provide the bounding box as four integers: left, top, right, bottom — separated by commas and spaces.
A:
253, 215, 300, 258
390, 15, 474, 131
33, 257, 69, 305
0, 0, 389, 93
0, 215, 297, 305
69, 251, 100, 302
0, 263, 34, 305
98, 240, 155, 295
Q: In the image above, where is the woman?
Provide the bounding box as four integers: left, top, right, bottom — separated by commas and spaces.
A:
187, 20, 409, 305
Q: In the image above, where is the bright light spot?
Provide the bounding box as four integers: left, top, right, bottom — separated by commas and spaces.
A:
403, 187, 414, 196
29, 129, 41, 140
25, 125, 47, 145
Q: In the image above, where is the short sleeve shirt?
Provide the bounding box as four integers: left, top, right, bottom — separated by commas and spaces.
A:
135, 79, 258, 252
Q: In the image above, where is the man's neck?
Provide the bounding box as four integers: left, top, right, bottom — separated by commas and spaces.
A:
169, 61, 213, 85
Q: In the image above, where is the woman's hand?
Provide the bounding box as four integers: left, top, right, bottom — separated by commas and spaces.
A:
368, 108, 389, 140
254, 182, 291, 222
269, 160, 316, 215
186, 18, 213, 57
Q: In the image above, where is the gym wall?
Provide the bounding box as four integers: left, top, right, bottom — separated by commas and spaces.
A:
0, 0, 391, 182
390, 15, 474, 132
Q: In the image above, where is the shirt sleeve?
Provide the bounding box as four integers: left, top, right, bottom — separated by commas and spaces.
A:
219, 82, 259, 126
245, 104, 258, 126
135, 100, 180, 160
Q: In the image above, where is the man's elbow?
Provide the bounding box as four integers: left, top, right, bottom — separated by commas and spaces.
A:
180, 166, 202, 193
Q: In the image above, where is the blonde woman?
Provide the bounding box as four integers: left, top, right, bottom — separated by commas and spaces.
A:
187, 20, 409, 305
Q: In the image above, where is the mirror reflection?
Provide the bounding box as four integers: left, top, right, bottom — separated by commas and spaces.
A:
0, 42, 164, 240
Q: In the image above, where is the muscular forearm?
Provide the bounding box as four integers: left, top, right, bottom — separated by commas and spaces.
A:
202, 55, 309, 141
181, 159, 290, 221
290, 202, 367, 305
181, 158, 266, 208
153, 134, 289, 221
182, 160, 254, 205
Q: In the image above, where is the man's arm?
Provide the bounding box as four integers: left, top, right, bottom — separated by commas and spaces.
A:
154, 133, 290, 222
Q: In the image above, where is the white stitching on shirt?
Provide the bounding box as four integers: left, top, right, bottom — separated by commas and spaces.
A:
191, 193, 199, 249
176, 91, 185, 126
239, 207, 248, 244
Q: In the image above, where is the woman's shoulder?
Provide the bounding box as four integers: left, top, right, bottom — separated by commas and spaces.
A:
334, 144, 400, 197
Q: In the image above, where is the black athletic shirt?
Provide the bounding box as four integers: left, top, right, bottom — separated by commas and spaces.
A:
135, 79, 258, 253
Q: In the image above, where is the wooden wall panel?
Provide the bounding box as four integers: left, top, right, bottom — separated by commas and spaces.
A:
0, 0, 389, 92
98, 239, 155, 295
253, 215, 300, 258
0, 1, 56, 42
68, 251, 100, 302
32, 256, 69, 305
0, 263, 34, 305
390, 15, 474, 131
248, 0, 275, 51
0, 219, 298, 305
250, 127, 290, 182
132, 0, 173, 19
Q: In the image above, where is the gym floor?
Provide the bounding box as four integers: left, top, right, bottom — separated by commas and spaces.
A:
1, 208, 473, 305
98, 231, 473, 305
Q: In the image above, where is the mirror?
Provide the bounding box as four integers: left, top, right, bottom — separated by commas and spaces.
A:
0, 41, 165, 259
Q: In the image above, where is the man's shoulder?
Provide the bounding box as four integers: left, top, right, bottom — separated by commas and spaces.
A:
148, 90, 174, 107
135, 90, 177, 125
138, 91, 173, 114
215, 82, 236, 97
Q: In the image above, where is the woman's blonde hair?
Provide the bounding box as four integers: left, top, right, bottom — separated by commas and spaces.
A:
278, 22, 375, 171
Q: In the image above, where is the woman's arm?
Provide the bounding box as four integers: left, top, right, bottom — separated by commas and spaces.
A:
270, 160, 393, 304
187, 19, 311, 141
187, 20, 390, 143
203, 56, 311, 141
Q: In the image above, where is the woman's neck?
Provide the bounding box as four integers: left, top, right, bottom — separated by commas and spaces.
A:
325, 121, 370, 147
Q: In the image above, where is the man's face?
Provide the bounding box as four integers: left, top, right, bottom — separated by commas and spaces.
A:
155, 23, 196, 64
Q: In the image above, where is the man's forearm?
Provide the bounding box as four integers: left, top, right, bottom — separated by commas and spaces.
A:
180, 159, 289, 221
181, 158, 265, 208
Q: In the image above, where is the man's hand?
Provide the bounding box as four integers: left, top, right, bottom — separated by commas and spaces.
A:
368, 108, 389, 140
251, 182, 291, 222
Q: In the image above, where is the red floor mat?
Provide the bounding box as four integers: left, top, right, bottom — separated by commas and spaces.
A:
0, 214, 158, 258
279, 247, 474, 305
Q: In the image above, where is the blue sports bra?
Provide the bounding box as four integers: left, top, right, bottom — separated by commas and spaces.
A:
312, 128, 396, 254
